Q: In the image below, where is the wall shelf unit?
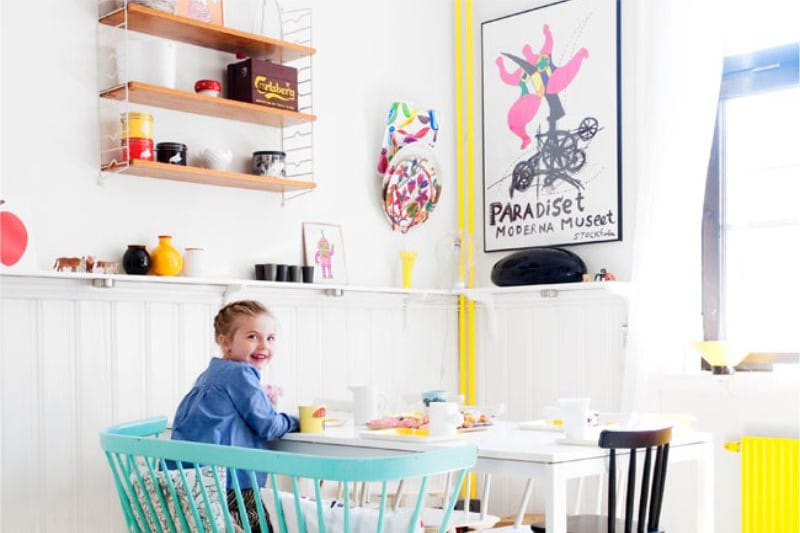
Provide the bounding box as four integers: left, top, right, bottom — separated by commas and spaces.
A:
97, 3, 316, 195
98, 4, 315, 61
100, 82, 316, 127
101, 159, 316, 192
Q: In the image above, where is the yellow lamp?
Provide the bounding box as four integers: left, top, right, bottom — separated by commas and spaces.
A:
693, 340, 748, 375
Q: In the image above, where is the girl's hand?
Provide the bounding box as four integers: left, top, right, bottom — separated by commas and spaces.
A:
263, 384, 283, 405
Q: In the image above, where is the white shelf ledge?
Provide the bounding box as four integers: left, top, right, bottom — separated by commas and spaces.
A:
460, 281, 630, 299
0, 271, 451, 298
0, 271, 628, 299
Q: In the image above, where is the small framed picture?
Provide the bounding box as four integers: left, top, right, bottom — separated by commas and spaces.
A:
176, 0, 224, 26
303, 222, 347, 285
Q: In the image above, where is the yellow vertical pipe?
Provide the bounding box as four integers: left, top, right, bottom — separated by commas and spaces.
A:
454, 0, 467, 405
465, 0, 478, 499
465, 0, 476, 407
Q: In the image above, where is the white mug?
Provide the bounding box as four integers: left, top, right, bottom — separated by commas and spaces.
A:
558, 397, 591, 440
349, 385, 385, 425
181, 247, 207, 277
428, 401, 463, 437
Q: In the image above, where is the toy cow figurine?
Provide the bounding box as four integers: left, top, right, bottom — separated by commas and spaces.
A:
95, 260, 119, 274
53, 257, 83, 272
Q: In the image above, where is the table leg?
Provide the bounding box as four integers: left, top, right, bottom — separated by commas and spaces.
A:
697, 441, 714, 533
480, 473, 491, 522
544, 466, 567, 533
464, 472, 472, 523
514, 478, 534, 528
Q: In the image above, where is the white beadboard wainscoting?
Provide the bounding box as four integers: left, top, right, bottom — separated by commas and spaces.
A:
0, 274, 628, 531
473, 289, 628, 519
0, 274, 458, 532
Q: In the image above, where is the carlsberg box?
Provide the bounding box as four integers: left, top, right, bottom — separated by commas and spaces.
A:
226, 58, 298, 112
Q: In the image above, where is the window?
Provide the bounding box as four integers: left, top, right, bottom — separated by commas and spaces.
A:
703, 43, 800, 365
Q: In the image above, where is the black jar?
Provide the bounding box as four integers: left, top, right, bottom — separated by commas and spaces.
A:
122, 244, 151, 275
253, 150, 286, 177
156, 142, 188, 165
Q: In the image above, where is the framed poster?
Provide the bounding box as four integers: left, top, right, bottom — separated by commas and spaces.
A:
302, 222, 348, 285
481, 0, 621, 251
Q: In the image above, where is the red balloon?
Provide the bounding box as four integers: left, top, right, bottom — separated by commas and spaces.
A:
0, 209, 29, 266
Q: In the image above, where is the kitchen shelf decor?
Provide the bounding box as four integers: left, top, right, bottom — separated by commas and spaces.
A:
101, 159, 316, 193
99, 82, 315, 127
96, 2, 316, 196
98, 3, 313, 62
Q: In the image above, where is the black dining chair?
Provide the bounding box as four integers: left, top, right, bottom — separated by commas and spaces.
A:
531, 426, 672, 533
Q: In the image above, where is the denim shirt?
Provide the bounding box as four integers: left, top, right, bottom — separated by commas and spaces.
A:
171, 357, 299, 489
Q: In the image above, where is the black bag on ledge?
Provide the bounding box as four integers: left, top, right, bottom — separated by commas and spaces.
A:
491, 247, 587, 286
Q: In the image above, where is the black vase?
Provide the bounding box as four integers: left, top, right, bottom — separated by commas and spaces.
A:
491, 247, 587, 286
122, 244, 151, 275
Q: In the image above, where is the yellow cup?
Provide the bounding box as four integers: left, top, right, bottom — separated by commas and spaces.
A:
298, 405, 326, 433
399, 250, 417, 289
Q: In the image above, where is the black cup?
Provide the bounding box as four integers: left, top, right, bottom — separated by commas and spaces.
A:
301, 265, 314, 283
255, 264, 266, 280
262, 263, 277, 281
288, 265, 301, 283
275, 264, 288, 282
156, 142, 187, 166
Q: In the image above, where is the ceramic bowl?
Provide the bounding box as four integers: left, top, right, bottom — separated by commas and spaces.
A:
199, 147, 233, 171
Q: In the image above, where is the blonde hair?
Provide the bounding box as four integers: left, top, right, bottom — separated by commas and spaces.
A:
213, 300, 275, 343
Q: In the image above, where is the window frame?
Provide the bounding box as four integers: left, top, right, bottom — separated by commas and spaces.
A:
702, 43, 799, 368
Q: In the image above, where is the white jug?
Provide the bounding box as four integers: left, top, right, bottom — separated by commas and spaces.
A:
349, 385, 383, 425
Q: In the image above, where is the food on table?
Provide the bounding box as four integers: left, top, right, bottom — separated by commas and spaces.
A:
366, 412, 428, 430
460, 409, 494, 428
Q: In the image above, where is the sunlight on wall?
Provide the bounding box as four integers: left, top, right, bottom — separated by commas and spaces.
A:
723, 0, 800, 54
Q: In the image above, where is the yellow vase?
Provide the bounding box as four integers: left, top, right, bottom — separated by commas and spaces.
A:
399, 250, 417, 288
150, 235, 183, 276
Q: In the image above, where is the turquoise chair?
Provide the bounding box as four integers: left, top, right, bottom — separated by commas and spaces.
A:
100, 417, 478, 533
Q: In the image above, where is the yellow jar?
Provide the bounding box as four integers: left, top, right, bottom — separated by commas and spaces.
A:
121, 112, 154, 139
150, 235, 183, 276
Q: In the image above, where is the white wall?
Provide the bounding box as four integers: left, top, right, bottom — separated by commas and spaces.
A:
0, 0, 459, 288
0, 0, 633, 288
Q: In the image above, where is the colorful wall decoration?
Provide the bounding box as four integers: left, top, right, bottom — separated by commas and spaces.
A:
377, 102, 442, 233
481, 0, 622, 251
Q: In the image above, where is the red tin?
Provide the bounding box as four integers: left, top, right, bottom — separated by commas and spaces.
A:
194, 79, 222, 97
122, 137, 155, 161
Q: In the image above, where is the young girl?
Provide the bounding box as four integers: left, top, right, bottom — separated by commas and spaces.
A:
171, 300, 298, 532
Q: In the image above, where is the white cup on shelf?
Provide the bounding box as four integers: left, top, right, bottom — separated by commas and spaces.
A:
115, 37, 176, 88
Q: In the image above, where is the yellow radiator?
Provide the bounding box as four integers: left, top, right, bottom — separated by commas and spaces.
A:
726, 436, 799, 533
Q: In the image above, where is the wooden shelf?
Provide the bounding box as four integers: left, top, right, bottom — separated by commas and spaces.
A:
100, 82, 315, 127
102, 159, 316, 192
99, 4, 315, 62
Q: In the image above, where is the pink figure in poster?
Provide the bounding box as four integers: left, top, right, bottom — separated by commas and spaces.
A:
496, 24, 589, 149
314, 232, 335, 279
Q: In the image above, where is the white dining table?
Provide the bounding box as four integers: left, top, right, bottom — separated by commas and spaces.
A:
269, 421, 714, 533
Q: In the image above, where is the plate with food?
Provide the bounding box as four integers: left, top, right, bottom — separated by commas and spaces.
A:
460, 410, 495, 430
459, 404, 503, 429
359, 427, 469, 442
518, 419, 565, 432
324, 418, 347, 428
365, 412, 428, 430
